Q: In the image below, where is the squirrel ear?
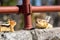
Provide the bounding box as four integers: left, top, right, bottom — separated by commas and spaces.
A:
45, 16, 51, 22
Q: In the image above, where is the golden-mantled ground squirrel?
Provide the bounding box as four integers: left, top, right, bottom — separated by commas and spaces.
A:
35, 15, 53, 29
0, 19, 16, 32
36, 18, 53, 29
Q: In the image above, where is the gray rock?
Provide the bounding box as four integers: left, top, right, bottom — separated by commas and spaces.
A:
0, 27, 60, 40
31, 28, 60, 40
0, 30, 32, 40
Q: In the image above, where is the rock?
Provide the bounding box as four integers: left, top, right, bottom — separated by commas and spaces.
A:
31, 28, 60, 40
0, 30, 32, 40
0, 27, 60, 40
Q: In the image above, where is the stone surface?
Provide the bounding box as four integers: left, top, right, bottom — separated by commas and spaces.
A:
0, 27, 60, 40
31, 28, 60, 40
0, 30, 32, 40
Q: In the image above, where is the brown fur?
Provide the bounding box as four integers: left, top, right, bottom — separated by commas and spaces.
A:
35, 18, 53, 29
0, 19, 16, 32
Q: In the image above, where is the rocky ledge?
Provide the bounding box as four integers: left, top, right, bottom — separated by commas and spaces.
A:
0, 27, 60, 40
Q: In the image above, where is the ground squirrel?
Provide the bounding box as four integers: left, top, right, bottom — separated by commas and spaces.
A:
0, 19, 16, 32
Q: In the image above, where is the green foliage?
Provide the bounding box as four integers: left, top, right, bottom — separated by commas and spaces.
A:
2, 0, 17, 6
19, 14, 24, 29
9, 0, 17, 6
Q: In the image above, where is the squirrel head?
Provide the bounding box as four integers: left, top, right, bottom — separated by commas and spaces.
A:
8, 19, 16, 27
